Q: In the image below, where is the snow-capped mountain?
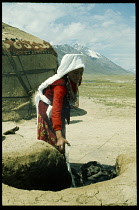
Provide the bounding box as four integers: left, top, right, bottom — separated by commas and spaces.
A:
53, 43, 132, 75
73, 43, 102, 59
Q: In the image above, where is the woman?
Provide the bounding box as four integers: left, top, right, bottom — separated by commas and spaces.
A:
35, 54, 85, 154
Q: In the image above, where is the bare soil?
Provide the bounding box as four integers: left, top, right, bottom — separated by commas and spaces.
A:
2, 95, 136, 206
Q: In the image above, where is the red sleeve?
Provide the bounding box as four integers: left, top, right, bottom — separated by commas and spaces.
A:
51, 85, 67, 131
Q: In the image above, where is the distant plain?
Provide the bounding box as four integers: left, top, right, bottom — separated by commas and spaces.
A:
80, 74, 136, 108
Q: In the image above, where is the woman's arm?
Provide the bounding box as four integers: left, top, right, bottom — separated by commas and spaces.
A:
51, 85, 66, 131
52, 85, 70, 151
55, 130, 70, 152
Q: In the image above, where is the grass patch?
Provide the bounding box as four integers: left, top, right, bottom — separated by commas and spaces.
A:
79, 74, 136, 108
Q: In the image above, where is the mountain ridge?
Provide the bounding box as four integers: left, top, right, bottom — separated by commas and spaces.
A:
53, 43, 133, 75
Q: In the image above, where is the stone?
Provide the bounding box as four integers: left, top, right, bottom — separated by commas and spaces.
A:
2, 139, 72, 191
3, 126, 19, 135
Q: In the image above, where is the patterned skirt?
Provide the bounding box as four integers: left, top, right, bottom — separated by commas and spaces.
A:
37, 101, 66, 150
37, 113, 58, 147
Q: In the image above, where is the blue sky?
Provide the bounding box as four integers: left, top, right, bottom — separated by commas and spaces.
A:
2, 2, 135, 70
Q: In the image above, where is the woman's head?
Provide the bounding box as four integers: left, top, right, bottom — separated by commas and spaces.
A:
38, 54, 85, 93
68, 67, 84, 84
57, 54, 85, 76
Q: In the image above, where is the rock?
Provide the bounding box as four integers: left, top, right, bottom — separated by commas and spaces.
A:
2, 139, 72, 191
3, 126, 19, 135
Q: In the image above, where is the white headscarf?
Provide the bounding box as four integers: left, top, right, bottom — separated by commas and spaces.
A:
35, 54, 85, 118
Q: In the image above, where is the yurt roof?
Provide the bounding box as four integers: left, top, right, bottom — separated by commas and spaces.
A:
2, 22, 57, 56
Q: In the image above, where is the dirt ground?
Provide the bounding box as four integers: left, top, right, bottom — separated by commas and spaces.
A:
67, 96, 136, 166
2, 95, 136, 205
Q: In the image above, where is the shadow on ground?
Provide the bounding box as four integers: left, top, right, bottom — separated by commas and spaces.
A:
70, 107, 87, 117
69, 120, 83, 124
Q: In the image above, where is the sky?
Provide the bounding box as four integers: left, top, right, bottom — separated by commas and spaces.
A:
2, 2, 136, 71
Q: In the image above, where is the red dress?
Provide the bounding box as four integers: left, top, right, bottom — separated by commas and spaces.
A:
37, 76, 74, 148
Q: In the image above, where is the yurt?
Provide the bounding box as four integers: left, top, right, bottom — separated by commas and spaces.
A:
2, 22, 58, 121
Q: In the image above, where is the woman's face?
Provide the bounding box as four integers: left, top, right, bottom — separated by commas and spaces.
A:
68, 68, 84, 84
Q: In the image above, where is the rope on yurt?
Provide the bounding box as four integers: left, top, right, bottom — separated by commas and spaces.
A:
17, 55, 33, 93
2, 42, 33, 118
17, 55, 34, 117
2, 43, 31, 97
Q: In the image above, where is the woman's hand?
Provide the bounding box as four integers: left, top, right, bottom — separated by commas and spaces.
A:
55, 130, 70, 152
